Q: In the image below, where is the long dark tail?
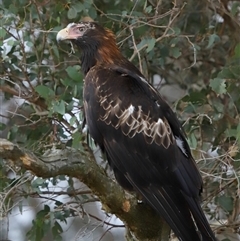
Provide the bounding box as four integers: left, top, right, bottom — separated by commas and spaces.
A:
133, 184, 202, 241
183, 194, 217, 241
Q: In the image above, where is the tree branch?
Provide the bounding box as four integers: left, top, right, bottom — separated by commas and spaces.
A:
0, 138, 170, 241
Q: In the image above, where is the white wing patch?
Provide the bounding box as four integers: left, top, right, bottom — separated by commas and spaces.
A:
115, 104, 135, 125
156, 118, 163, 125
128, 104, 135, 114
175, 136, 188, 156
155, 101, 160, 107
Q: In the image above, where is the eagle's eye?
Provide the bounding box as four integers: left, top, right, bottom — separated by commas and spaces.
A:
79, 27, 85, 32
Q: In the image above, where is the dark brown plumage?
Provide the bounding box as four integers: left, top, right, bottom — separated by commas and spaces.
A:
57, 22, 217, 241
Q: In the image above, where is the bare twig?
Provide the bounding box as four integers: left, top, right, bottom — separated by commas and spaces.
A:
129, 26, 143, 73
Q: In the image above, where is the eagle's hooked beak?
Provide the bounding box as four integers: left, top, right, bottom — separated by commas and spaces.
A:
56, 23, 78, 42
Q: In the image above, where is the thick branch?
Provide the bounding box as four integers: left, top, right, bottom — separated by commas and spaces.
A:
0, 138, 170, 241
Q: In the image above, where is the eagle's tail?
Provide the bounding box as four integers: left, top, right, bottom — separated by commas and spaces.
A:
135, 185, 201, 241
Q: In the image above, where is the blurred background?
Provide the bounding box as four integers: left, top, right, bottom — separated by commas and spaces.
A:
0, 0, 239, 240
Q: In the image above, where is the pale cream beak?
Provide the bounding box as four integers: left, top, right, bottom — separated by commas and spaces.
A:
56, 27, 70, 41
56, 24, 78, 41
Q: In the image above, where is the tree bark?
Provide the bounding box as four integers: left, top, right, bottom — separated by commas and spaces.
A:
0, 138, 171, 241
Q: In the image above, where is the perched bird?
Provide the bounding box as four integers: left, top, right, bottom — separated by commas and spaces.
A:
57, 22, 217, 241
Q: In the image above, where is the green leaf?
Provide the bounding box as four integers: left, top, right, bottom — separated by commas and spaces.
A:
60, 78, 74, 87
84, 0, 93, 4
171, 47, 182, 58
122, 11, 127, 17
55, 200, 63, 207
31, 177, 48, 191
188, 133, 197, 149
66, 66, 82, 82
159, 46, 169, 58
169, 37, 179, 46
144, 5, 152, 13
54, 211, 66, 222
35, 85, 55, 99
73, 2, 84, 12
230, 66, 240, 78
168, 27, 181, 35
19, 200, 23, 214
206, 34, 220, 49
212, 99, 224, 113
52, 100, 65, 115
216, 195, 233, 213
36, 205, 50, 219
52, 45, 59, 59
69, 116, 77, 126
234, 43, 240, 58
182, 89, 208, 105
26, 41, 34, 48
67, 7, 77, 19
209, 78, 227, 95
136, 38, 147, 50
0, 28, 6, 38
231, 2, 240, 16
225, 128, 237, 138
88, 7, 97, 19
52, 221, 63, 241
83, 3, 91, 11
72, 131, 82, 149
0, 123, 6, 131
58, 175, 66, 181
237, 123, 240, 141
8, 4, 18, 14
218, 67, 236, 79
146, 38, 156, 53
7, 38, 15, 46
32, 177, 45, 187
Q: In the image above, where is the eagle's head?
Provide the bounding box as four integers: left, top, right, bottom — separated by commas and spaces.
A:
57, 22, 121, 74
57, 22, 107, 46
